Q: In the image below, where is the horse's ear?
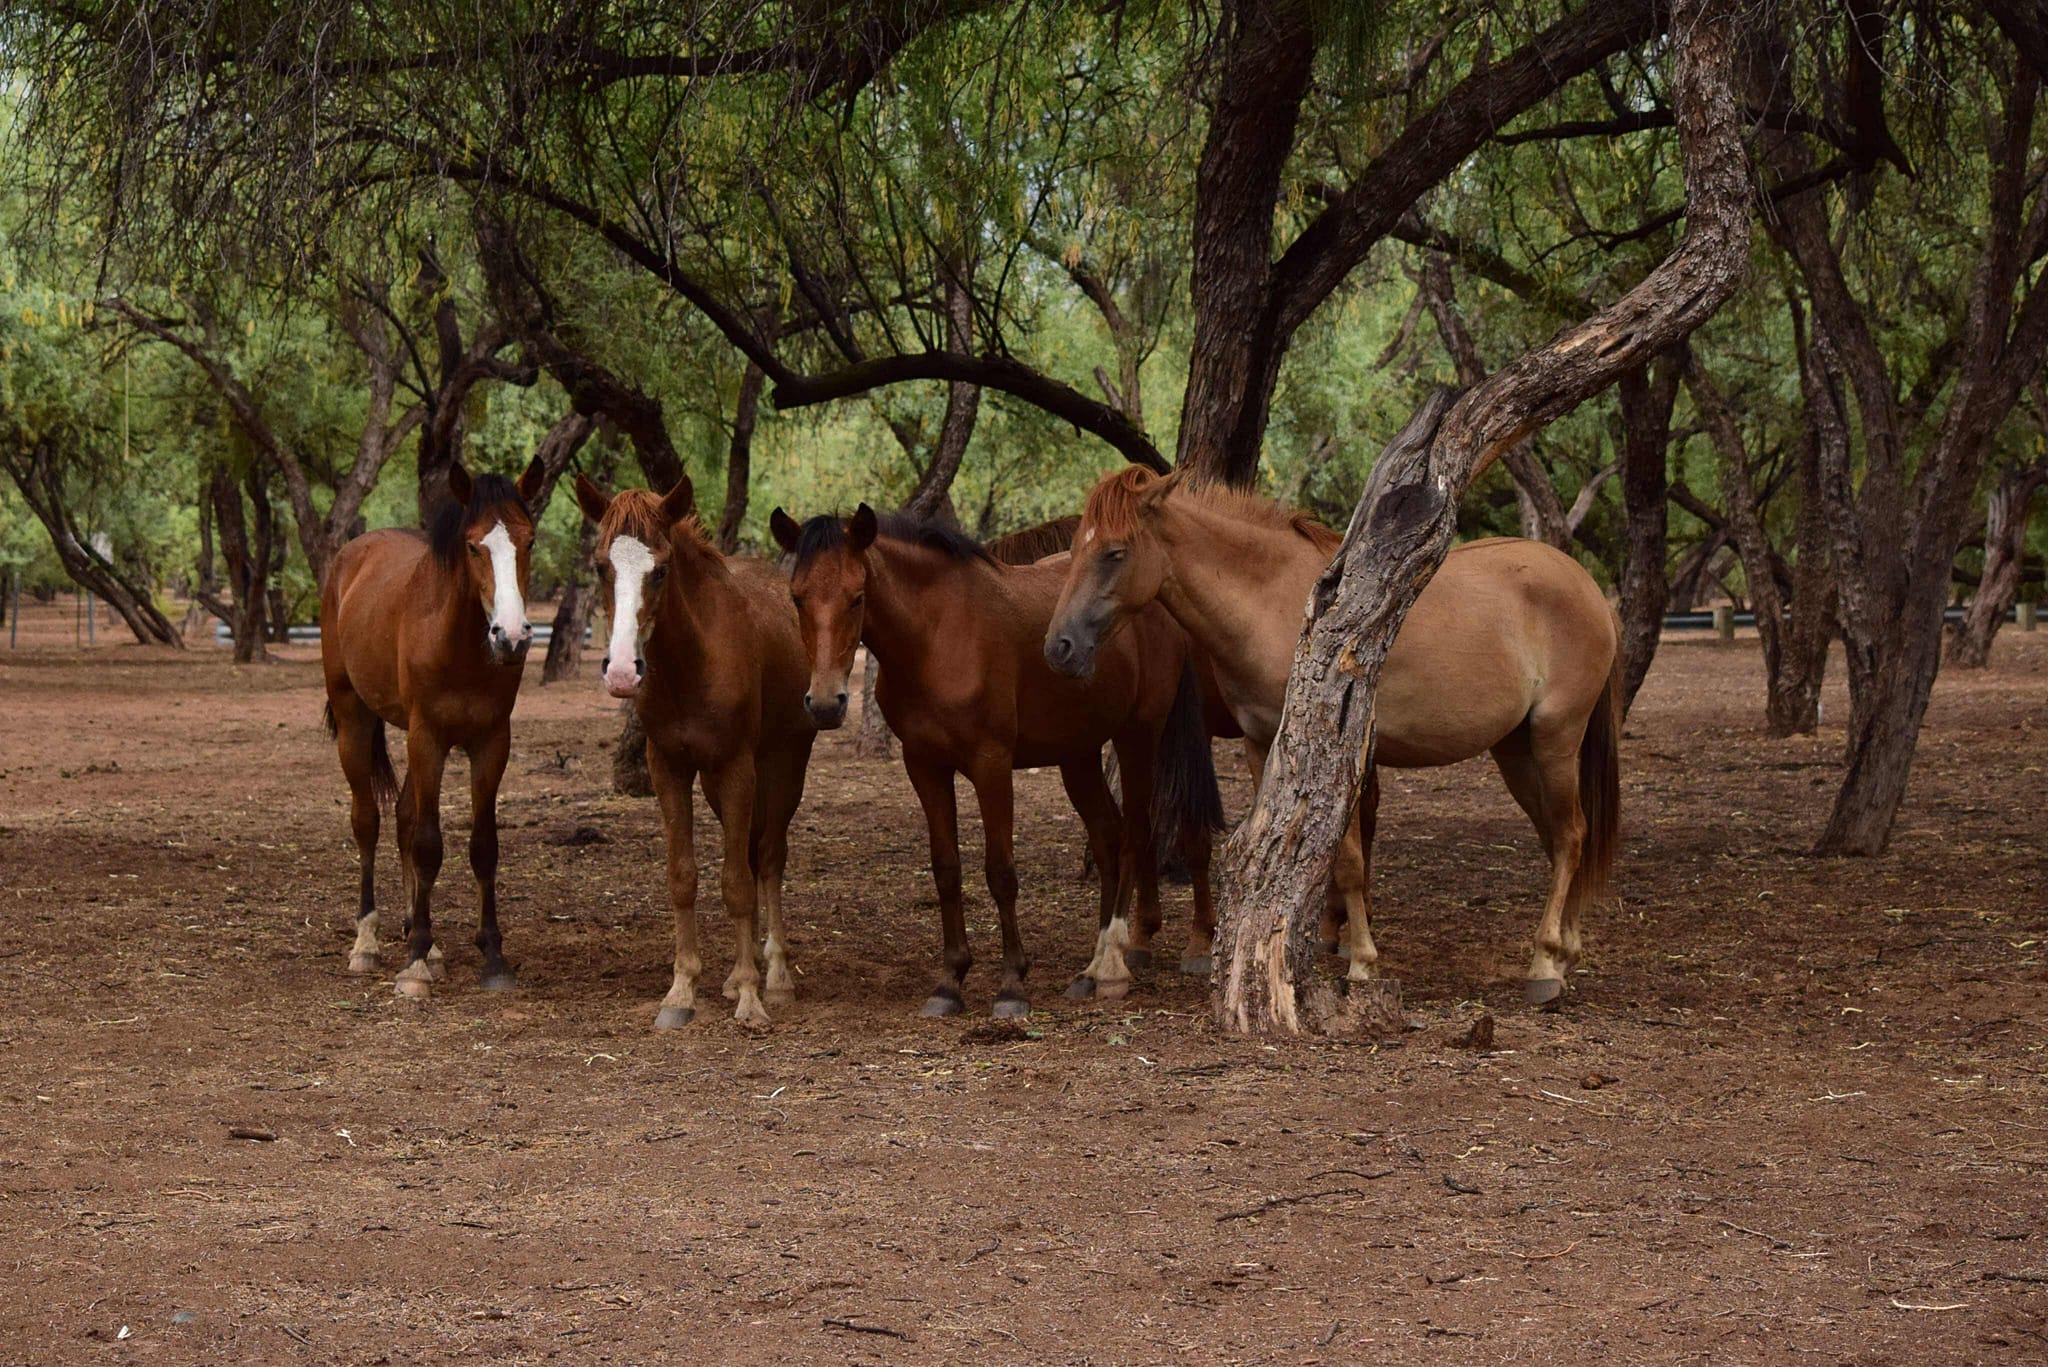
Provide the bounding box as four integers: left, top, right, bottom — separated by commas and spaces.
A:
515, 454, 546, 505
659, 475, 695, 523
848, 503, 879, 552
769, 507, 801, 554
447, 462, 474, 506
1137, 468, 1186, 514
573, 472, 612, 525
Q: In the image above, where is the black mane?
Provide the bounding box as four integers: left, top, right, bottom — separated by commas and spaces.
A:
789, 511, 997, 570
428, 474, 528, 570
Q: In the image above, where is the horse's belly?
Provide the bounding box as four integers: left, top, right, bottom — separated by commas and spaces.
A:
1373, 617, 1534, 767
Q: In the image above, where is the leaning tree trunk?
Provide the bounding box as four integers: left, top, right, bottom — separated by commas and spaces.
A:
716, 361, 767, 553
1767, 415, 1836, 734
0, 435, 184, 646
211, 462, 273, 664
1946, 466, 2043, 668
1214, 0, 1751, 1035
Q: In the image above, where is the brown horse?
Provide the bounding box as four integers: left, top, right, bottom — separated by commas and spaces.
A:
770, 504, 1223, 1017
321, 458, 546, 997
1046, 467, 1621, 1004
575, 474, 817, 1029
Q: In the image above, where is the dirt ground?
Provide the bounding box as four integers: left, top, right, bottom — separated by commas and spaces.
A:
1, 597, 2043, 1365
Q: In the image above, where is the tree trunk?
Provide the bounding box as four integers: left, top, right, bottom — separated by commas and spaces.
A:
1616, 357, 1681, 712
1214, 0, 1751, 1035
543, 434, 609, 685
903, 278, 981, 521
854, 648, 893, 759
1946, 466, 2043, 667
210, 462, 271, 663
613, 705, 653, 797
1174, 0, 1317, 487
716, 361, 767, 552
0, 436, 184, 646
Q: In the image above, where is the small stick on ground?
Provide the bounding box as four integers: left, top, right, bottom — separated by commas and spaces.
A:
824, 1317, 911, 1341
1216, 1186, 1377, 1222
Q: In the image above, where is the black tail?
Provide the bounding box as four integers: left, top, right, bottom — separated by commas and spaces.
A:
1151, 659, 1225, 862
325, 700, 400, 808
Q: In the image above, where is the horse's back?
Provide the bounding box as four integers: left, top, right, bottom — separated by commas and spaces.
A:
1378, 539, 1614, 766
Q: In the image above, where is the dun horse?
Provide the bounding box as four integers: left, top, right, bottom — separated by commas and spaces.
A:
321, 459, 545, 997
1046, 467, 1620, 1004
772, 504, 1223, 1018
576, 475, 816, 1029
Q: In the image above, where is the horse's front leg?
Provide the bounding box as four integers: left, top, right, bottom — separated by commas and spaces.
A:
466, 723, 517, 991
707, 757, 769, 1027
1058, 755, 1126, 1001
646, 743, 703, 1030
394, 730, 450, 999
968, 759, 1030, 1019
904, 758, 969, 1017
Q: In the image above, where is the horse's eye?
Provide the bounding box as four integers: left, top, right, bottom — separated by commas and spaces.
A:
790, 593, 805, 609
651, 565, 669, 584
468, 543, 483, 557
849, 591, 864, 607
1104, 548, 1127, 563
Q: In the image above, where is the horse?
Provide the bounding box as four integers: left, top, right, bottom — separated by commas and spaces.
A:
575, 474, 817, 1029
770, 503, 1224, 1018
1045, 466, 1621, 1005
320, 457, 546, 998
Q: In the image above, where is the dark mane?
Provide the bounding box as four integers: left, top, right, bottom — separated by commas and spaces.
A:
428, 474, 529, 569
986, 514, 1080, 565
790, 511, 997, 570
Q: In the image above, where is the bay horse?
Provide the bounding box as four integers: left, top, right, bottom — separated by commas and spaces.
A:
320, 457, 545, 998
770, 503, 1223, 1018
1045, 467, 1621, 1005
575, 474, 816, 1029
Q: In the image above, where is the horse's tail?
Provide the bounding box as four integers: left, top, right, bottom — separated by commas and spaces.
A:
1570, 638, 1623, 914
324, 700, 399, 809
1152, 658, 1225, 862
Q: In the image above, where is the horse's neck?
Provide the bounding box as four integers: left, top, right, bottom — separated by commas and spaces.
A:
645, 546, 730, 683
859, 543, 959, 672
1155, 499, 1322, 665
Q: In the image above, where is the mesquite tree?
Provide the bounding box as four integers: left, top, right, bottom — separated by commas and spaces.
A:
1213, 0, 1753, 1035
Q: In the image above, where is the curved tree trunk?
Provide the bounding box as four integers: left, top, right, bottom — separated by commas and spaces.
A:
716, 361, 768, 553
1616, 357, 1682, 712
1214, 0, 1751, 1035
1946, 465, 2043, 668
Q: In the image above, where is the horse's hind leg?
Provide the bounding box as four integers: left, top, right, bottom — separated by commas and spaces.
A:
394, 731, 451, 999
1113, 736, 1163, 977
967, 759, 1031, 1019
1333, 768, 1381, 983
331, 696, 383, 974
1490, 727, 1585, 1005
753, 743, 810, 1005
1059, 755, 1129, 1001
466, 723, 517, 992
1180, 826, 1216, 976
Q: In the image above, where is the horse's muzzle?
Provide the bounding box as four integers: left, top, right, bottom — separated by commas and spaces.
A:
603, 653, 644, 699
1043, 632, 1096, 679
804, 691, 849, 730
488, 624, 533, 666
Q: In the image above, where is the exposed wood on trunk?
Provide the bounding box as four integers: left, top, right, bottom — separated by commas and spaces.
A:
1214, 0, 1751, 1035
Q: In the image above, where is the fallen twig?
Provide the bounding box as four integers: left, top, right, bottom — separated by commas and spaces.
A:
823, 1317, 910, 1341
1443, 1175, 1481, 1196
228, 1126, 277, 1142
1889, 1298, 1970, 1312
1712, 1218, 1792, 1250
959, 1237, 1000, 1267
1216, 1186, 1374, 1222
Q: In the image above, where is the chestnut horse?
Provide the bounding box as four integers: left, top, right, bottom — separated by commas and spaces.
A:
576, 475, 816, 1029
771, 504, 1223, 1018
1046, 467, 1620, 1005
321, 458, 545, 997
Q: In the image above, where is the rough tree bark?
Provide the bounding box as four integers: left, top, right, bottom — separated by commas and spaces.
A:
1176, 0, 1664, 486
716, 362, 768, 554
0, 434, 184, 646
207, 462, 275, 664
543, 427, 607, 685
1775, 51, 2048, 854
410, 245, 537, 524
1615, 358, 1682, 712
1213, 0, 1752, 1035
1947, 462, 2044, 668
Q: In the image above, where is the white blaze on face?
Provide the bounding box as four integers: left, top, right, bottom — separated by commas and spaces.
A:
481, 522, 530, 644
603, 535, 655, 695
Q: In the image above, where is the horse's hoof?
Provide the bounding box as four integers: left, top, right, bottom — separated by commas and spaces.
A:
1523, 977, 1565, 1007
347, 953, 379, 975
1064, 974, 1097, 1000
992, 996, 1031, 1020
394, 970, 433, 1001
735, 998, 772, 1030
654, 1006, 696, 1030
920, 987, 966, 1018
478, 971, 518, 993
1124, 949, 1154, 973
1095, 976, 1132, 1002
1179, 955, 1214, 977
764, 985, 796, 1007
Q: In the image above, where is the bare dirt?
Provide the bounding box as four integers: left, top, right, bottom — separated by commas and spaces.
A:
1, 598, 2044, 1365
